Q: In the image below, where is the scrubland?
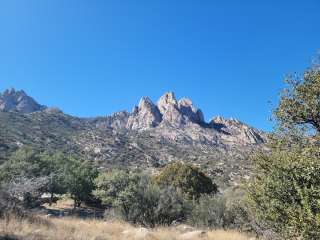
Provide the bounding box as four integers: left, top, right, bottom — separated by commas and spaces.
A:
0, 215, 253, 240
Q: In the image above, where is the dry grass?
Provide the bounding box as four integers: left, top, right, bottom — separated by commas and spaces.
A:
0, 215, 254, 240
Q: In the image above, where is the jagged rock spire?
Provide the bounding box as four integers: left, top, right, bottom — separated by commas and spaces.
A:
157, 92, 178, 115
128, 91, 207, 129
126, 96, 162, 130
178, 98, 204, 124
0, 88, 46, 113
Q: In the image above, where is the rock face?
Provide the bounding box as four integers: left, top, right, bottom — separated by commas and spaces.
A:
157, 92, 184, 126
210, 116, 264, 144
127, 97, 162, 130
178, 98, 204, 124
122, 91, 264, 145
126, 93, 208, 130
89, 111, 130, 130
0, 88, 46, 113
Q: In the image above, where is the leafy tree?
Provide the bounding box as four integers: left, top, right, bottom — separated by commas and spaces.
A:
93, 169, 139, 207
0, 147, 44, 182
153, 162, 217, 199
63, 157, 98, 208
40, 152, 68, 205
0, 148, 68, 205
248, 56, 320, 239
0, 148, 98, 208
275, 62, 320, 134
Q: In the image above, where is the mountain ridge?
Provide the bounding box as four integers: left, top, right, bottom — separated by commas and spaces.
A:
0, 88, 266, 188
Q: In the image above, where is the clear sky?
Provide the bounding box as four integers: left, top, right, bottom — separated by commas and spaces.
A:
0, 1, 319, 131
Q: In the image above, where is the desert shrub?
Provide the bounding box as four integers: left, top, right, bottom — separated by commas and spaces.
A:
186, 187, 266, 233
94, 170, 189, 227
247, 58, 320, 239
120, 181, 189, 227
153, 162, 217, 199
248, 146, 320, 239
188, 194, 226, 228
0, 189, 20, 217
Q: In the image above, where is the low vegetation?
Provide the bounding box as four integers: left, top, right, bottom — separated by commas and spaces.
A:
0, 214, 252, 240
247, 55, 320, 239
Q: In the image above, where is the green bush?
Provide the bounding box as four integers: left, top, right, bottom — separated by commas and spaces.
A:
94, 170, 188, 227
188, 194, 226, 228
153, 162, 217, 199
93, 169, 140, 207
247, 59, 320, 239
248, 146, 320, 239
187, 191, 251, 230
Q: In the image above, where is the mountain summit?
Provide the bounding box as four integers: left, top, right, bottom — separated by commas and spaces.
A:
0, 89, 266, 187
0, 88, 46, 113
112, 91, 264, 145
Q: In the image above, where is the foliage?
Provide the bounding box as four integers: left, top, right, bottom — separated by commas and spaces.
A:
93, 169, 140, 207
274, 64, 320, 134
247, 54, 320, 240
40, 152, 69, 202
187, 189, 254, 231
117, 180, 188, 227
188, 194, 226, 228
248, 146, 320, 239
63, 157, 98, 208
0, 148, 69, 206
153, 162, 217, 199
94, 170, 188, 227
0, 148, 98, 208
0, 147, 44, 182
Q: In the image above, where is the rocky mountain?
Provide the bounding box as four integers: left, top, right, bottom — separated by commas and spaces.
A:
0, 88, 46, 113
0, 89, 266, 188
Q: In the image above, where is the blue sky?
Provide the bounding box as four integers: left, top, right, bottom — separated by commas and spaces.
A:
0, 1, 319, 131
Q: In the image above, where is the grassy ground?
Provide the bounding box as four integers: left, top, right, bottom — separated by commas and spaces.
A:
0, 216, 253, 240
0, 199, 254, 240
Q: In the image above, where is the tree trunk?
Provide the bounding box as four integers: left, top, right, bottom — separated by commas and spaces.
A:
49, 192, 54, 206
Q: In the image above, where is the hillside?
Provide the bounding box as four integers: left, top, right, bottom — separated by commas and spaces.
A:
0, 89, 266, 188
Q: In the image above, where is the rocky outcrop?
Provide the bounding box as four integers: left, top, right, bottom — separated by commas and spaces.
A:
156, 92, 184, 126
210, 116, 264, 144
104, 91, 265, 145
126, 97, 162, 130
0, 88, 46, 113
127, 92, 205, 128
90, 111, 130, 130
178, 98, 204, 124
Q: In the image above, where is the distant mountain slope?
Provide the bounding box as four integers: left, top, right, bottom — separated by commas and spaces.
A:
0, 89, 266, 188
